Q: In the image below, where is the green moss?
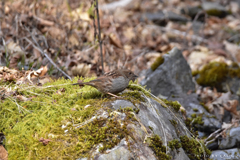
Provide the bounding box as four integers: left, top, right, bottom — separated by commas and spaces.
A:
195, 62, 240, 90
180, 136, 212, 160
0, 76, 142, 159
191, 113, 197, 118
149, 126, 153, 131
148, 135, 171, 160
133, 108, 140, 114
127, 82, 151, 97
161, 99, 181, 112
200, 102, 210, 113
196, 62, 228, 88
206, 9, 227, 18
184, 113, 204, 137
168, 139, 182, 153
118, 107, 138, 122
122, 90, 145, 103
151, 56, 164, 71
193, 108, 199, 112
75, 115, 130, 155
169, 119, 177, 126
192, 70, 199, 77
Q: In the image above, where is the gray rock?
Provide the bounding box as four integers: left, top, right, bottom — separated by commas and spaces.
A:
211, 148, 240, 160
91, 96, 193, 160
111, 100, 135, 110
141, 11, 167, 26
181, 6, 204, 20
165, 11, 190, 22
141, 11, 189, 26
218, 127, 240, 149
170, 93, 222, 133
141, 47, 195, 98
222, 78, 240, 95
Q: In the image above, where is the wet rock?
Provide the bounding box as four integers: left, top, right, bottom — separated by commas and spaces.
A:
141, 47, 195, 98
210, 148, 240, 160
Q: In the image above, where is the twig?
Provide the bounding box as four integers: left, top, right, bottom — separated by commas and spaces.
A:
95, 0, 104, 74
128, 49, 148, 64
24, 28, 72, 80
91, 0, 97, 43
7, 97, 30, 113
204, 120, 240, 146
184, 10, 205, 45
33, 15, 54, 26
204, 128, 223, 146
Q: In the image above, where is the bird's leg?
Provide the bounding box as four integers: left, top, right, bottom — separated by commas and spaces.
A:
107, 92, 122, 98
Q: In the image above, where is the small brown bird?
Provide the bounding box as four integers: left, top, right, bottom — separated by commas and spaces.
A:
72, 69, 138, 98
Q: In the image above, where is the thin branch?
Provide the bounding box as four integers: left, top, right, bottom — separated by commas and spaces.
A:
92, 0, 97, 42
24, 27, 72, 80
95, 0, 104, 74
184, 10, 205, 45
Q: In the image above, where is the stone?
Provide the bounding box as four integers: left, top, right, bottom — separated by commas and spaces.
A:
141, 47, 195, 98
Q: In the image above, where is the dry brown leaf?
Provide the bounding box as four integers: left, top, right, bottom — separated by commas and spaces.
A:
6, 41, 25, 68
33, 48, 42, 60
39, 137, 51, 145
38, 76, 52, 85
224, 41, 240, 62
123, 27, 135, 41
71, 64, 91, 77
47, 27, 63, 40
0, 145, 8, 160
109, 33, 123, 49
39, 66, 48, 77
223, 100, 239, 116
27, 66, 48, 83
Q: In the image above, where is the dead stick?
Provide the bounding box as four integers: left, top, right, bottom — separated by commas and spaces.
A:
24, 28, 72, 80
95, 0, 104, 74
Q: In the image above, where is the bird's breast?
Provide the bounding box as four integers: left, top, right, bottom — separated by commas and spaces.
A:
109, 76, 129, 94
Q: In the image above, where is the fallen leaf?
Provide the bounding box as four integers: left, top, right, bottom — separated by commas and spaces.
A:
39, 137, 51, 145
109, 33, 123, 49
0, 146, 8, 160
223, 100, 239, 116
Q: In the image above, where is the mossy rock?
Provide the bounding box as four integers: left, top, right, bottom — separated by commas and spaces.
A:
151, 55, 165, 71
180, 136, 212, 160
0, 77, 147, 159
193, 62, 240, 90
147, 135, 171, 160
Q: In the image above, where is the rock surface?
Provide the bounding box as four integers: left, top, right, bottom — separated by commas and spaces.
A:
141, 47, 195, 98
210, 148, 240, 160
170, 93, 222, 133
77, 96, 200, 159
218, 126, 240, 149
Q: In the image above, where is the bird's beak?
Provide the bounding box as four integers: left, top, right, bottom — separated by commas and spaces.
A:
134, 74, 138, 78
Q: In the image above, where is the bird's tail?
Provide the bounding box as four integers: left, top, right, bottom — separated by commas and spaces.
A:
72, 82, 85, 86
